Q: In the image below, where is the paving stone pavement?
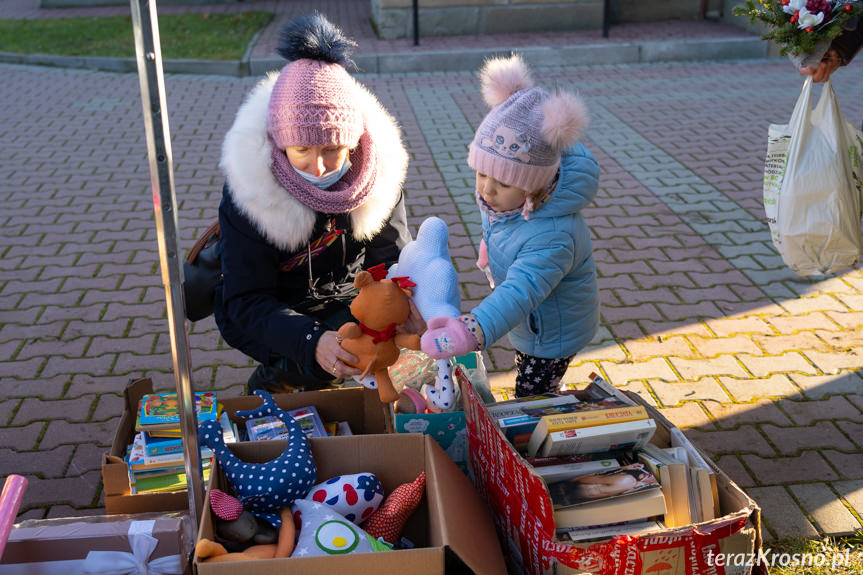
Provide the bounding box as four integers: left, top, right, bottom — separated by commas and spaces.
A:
1, 51, 863, 544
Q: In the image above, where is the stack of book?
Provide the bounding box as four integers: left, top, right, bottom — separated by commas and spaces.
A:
498, 373, 720, 540
244, 406, 352, 441
543, 459, 667, 535
487, 394, 581, 450
126, 390, 237, 494
523, 386, 655, 459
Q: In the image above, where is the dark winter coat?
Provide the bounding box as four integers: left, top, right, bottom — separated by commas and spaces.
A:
213, 73, 411, 374
831, 21, 863, 66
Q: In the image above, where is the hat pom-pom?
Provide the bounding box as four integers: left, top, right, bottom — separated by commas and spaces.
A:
541, 92, 588, 152
276, 13, 357, 68
479, 54, 534, 108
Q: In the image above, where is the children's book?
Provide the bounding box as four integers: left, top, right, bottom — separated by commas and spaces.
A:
135, 391, 218, 431
143, 433, 183, 457
132, 465, 212, 494
245, 406, 327, 441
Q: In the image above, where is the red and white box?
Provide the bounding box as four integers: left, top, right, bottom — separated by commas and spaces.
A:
459, 367, 766, 575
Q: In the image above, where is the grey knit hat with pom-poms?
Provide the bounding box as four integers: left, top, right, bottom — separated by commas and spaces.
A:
267, 13, 364, 149
468, 54, 589, 192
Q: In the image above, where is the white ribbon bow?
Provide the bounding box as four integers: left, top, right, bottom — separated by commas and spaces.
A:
81, 520, 183, 575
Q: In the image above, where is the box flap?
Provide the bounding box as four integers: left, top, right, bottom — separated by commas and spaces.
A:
220, 387, 391, 436
104, 492, 189, 515
424, 436, 506, 575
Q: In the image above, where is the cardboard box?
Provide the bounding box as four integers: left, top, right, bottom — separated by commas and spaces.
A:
458, 367, 765, 575
0, 512, 191, 575
195, 433, 506, 575
394, 411, 468, 475
103, 379, 392, 515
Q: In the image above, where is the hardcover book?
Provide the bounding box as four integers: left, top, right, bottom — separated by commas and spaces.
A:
136, 391, 218, 430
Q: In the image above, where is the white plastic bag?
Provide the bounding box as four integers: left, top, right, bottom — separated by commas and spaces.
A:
764, 78, 863, 276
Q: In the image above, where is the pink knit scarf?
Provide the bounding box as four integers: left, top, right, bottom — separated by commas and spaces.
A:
269, 131, 378, 214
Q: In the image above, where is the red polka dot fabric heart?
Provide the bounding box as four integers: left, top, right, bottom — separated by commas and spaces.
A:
364, 471, 426, 545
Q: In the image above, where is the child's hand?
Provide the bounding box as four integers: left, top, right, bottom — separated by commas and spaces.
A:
420, 317, 479, 359
397, 299, 427, 335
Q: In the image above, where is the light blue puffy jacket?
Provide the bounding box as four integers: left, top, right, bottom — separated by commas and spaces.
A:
472, 143, 600, 358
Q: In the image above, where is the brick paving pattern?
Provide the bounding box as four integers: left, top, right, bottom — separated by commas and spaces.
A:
1, 0, 863, 545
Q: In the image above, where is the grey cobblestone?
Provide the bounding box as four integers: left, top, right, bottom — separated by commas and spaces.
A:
1, 21, 862, 541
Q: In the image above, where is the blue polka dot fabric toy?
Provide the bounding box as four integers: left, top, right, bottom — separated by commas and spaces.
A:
199, 389, 316, 528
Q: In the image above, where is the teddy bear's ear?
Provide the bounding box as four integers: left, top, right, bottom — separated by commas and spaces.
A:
401, 287, 413, 297
354, 270, 373, 289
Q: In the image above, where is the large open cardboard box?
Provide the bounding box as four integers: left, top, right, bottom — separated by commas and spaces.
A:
102, 379, 391, 515
458, 368, 765, 575
194, 433, 506, 574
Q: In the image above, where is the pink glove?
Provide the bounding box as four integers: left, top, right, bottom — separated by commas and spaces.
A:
421, 316, 479, 359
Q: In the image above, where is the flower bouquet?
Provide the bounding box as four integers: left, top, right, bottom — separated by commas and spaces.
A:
734, 0, 863, 68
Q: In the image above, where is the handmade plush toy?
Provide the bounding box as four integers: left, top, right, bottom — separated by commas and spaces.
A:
388, 217, 461, 410
198, 390, 316, 559
338, 265, 421, 403
302, 472, 385, 525
363, 471, 426, 546
209, 488, 277, 551
291, 499, 392, 556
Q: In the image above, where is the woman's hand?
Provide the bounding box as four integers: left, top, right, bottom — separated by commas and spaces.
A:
799, 49, 841, 83
397, 299, 427, 335
315, 331, 361, 379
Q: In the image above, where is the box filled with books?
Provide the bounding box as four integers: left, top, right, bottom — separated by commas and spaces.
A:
460, 368, 764, 575
103, 378, 392, 515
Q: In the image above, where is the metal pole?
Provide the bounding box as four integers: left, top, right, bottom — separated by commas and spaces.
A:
129, 0, 204, 533
413, 0, 419, 46
602, 0, 611, 38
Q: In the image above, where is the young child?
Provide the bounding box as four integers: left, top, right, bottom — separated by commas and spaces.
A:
420, 54, 600, 397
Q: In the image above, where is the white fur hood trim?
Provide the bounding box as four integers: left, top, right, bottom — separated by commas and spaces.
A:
220, 73, 409, 252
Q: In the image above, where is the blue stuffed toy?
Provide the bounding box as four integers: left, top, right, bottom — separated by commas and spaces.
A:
388, 216, 461, 410
199, 389, 316, 558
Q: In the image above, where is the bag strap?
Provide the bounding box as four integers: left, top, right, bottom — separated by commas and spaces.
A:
187, 221, 220, 265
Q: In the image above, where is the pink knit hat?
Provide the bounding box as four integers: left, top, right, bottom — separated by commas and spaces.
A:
266, 14, 364, 149
267, 59, 363, 149
468, 55, 589, 193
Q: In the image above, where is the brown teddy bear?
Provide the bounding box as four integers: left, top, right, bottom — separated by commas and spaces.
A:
338, 266, 421, 403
